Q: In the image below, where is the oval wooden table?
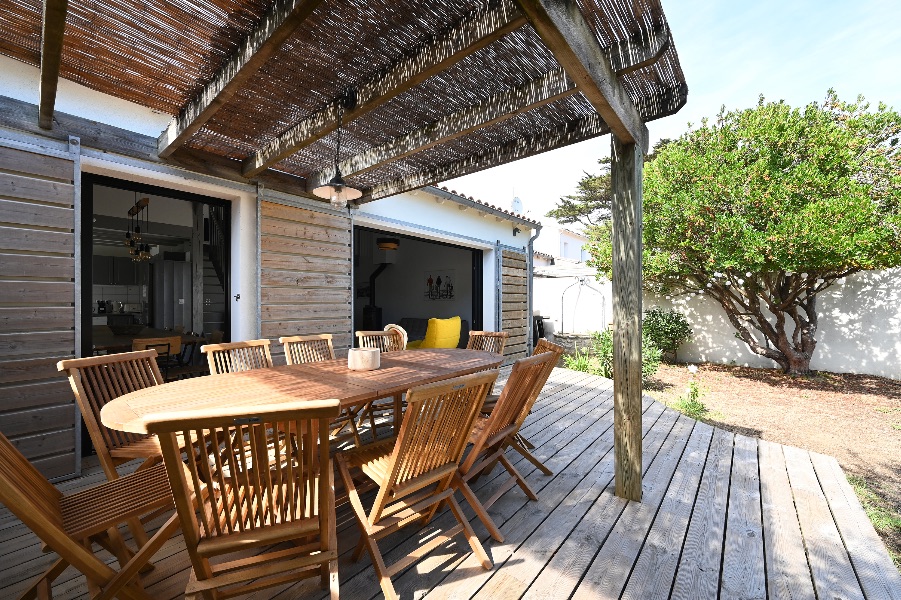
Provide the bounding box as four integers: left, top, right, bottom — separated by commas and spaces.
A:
101, 348, 503, 434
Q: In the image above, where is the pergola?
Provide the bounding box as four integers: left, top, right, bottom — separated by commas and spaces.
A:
0, 0, 687, 500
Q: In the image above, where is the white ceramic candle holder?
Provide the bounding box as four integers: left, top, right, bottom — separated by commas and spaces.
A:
348, 347, 380, 371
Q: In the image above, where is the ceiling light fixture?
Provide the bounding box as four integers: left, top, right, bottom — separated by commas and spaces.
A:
313, 89, 362, 209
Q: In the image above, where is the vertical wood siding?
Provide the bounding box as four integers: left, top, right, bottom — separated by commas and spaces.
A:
501, 249, 528, 360
259, 201, 352, 364
0, 145, 77, 479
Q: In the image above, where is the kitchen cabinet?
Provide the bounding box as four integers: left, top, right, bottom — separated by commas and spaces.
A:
93, 255, 145, 285
92, 255, 114, 285
114, 257, 138, 285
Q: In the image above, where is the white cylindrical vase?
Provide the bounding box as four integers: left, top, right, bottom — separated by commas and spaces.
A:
348, 347, 380, 371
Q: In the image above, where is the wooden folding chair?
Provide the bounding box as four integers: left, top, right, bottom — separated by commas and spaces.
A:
455, 351, 556, 543
466, 330, 509, 355
480, 339, 563, 475
0, 432, 180, 600
336, 370, 498, 600
201, 339, 273, 374
354, 330, 405, 440
280, 334, 363, 447
132, 336, 182, 381
58, 351, 175, 546
146, 400, 341, 600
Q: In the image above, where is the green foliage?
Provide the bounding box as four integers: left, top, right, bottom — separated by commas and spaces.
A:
671, 381, 709, 420
545, 158, 611, 227
562, 330, 661, 382
643, 307, 692, 359
586, 91, 901, 374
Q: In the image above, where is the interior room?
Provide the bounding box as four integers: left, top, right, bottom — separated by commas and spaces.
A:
87, 176, 230, 358
353, 227, 482, 348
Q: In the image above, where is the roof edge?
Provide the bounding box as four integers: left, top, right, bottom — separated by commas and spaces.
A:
422, 185, 541, 228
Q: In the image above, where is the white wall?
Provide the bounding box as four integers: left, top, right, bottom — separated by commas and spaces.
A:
0, 54, 171, 137
645, 268, 901, 379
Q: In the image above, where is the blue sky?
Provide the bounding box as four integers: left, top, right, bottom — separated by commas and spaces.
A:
446, 0, 901, 220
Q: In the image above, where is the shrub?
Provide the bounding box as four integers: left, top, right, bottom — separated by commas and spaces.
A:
643, 307, 692, 362
561, 329, 661, 381
672, 381, 708, 420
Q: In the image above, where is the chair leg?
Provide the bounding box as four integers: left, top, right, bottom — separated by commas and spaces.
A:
510, 437, 553, 476
446, 494, 493, 570
453, 474, 504, 543
499, 453, 538, 501
516, 433, 536, 450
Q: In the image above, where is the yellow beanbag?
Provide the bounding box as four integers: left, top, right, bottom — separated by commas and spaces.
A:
405, 340, 423, 349
419, 316, 461, 349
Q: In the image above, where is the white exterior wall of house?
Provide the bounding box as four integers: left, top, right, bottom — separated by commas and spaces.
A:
644, 267, 901, 379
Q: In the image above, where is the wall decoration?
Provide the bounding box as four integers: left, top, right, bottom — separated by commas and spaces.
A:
424, 269, 455, 300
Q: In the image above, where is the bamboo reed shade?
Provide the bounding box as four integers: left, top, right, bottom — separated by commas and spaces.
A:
0, 0, 686, 191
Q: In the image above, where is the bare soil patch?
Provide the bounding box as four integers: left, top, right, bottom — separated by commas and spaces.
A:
645, 362, 901, 565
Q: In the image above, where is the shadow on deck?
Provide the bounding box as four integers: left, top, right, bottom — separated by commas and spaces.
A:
1, 367, 899, 599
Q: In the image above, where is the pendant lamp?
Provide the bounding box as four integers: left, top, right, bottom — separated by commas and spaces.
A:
312, 91, 362, 208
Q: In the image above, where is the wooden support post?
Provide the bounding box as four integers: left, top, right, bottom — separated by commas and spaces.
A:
192, 203, 204, 335
611, 135, 643, 501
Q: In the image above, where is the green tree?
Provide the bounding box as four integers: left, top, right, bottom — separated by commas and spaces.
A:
545, 158, 612, 227
584, 92, 901, 375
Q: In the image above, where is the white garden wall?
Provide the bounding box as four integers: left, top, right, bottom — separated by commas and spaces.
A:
645, 268, 901, 380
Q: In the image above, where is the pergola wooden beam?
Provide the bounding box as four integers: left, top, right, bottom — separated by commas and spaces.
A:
306, 23, 667, 190
307, 69, 576, 190
242, 0, 528, 178
366, 114, 607, 201
157, 0, 324, 158
38, 0, 68, 130
515, 0, 648, 151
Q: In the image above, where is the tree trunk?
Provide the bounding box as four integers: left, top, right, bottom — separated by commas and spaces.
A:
713, 284, 819, 376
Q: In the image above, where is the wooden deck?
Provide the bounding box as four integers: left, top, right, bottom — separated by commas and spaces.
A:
1, 367, 899, 599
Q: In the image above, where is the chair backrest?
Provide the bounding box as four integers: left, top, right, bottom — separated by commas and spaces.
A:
466, 331, 509, 354
373, 370, 497, 519
146, 400, 340, 558
515, 339, 565, 428
201, 339, 273, 374
383, 323, 408, 348
356, 330, 404, 352
280, 334, 336, 365
0, 432, 118, 586
460, 352, 555, 475
58, 350, 163, 475
132, 335, 182, 359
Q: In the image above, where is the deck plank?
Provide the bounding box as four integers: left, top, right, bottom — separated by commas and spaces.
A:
568, 414, 702, 600
758, 439, 816, 600
669, 427, 734, 600
620, 421, 714, 600
720, 434, 766, 600
809, 451, 901, 600
783, 445, 866, 600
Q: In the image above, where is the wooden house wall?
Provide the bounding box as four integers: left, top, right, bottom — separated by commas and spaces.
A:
0, 145, 78, 479
259, 200, 353, 364
501, 248, 529, 360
